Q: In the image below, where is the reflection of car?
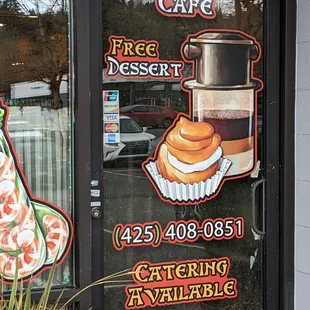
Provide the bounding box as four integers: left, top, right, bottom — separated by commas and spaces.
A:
104, 116, 156, 162
258, 115, 262, 134
147, 135, 163, 157
120, 104, 178, 128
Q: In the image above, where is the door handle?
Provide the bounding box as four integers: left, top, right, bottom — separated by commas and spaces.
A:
251, 178, 266, 235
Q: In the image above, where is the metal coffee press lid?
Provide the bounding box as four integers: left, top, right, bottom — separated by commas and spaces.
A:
183, 32, 261, 90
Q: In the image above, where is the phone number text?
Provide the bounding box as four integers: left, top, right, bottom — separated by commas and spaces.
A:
112, 218, 244, 250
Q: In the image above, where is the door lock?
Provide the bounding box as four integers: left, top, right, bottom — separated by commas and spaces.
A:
91, 207, 102, 219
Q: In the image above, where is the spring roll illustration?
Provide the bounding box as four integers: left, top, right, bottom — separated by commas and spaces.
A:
0, 100, 73, 283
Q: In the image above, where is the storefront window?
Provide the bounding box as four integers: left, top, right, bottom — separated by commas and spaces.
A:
0, 0, 73, 289
103, 0, 264, 309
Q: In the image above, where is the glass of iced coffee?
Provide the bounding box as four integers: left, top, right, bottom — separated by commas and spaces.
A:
193, 89, 255, 177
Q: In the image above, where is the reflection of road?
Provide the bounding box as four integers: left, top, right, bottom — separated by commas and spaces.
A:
147, 128, 165, 138
7, 106, 69, 132
103, 165, 213, 266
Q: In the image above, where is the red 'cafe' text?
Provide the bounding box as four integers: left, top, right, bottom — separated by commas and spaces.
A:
155, 0, 215, 18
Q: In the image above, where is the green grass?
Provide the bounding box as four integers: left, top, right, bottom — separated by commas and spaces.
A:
0, 259, 134, 310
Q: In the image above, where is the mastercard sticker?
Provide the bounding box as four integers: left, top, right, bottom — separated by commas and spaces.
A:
105, 123, 119, 133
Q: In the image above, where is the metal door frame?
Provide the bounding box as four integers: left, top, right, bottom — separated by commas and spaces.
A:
71, 0, 296, 309
72, 0, 104, 309
279, 0, 296, 309
263, 0, 281, 308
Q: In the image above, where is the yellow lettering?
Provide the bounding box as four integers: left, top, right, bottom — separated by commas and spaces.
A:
223, 280, 236, 296
188, 284, 202, 300
213, 282, 224, 297
205, 261, 217, 276
111, 38, 123, 55
144, 288, 160, 305
175, 264, 187, 279
159, 287, 174, 304
187, 262, 199, 278
202, 283, 214, 298
134, 264, 148, 283
146, 43, 157, 57
217, 259, 229, 277
126, 287, 144, 307
149, 266, 163, 282
136, 43, 146, 57
123, 41, 135, 56
162, 264, 175, 280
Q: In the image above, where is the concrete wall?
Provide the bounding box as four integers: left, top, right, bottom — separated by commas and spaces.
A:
295, 1, 310, 309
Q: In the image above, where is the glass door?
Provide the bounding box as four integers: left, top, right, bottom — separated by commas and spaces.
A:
98, 0, 280, 309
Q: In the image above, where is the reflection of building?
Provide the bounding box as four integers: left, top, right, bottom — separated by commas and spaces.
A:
8, 76, 68, 107
8, 70, 188, 111
103, 69, 189, 112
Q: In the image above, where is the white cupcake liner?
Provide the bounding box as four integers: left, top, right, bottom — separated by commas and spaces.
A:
146, 158, 232, 203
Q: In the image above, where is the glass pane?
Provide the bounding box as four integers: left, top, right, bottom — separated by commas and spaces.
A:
0, 0, 74, 290
102, 0, 264, 309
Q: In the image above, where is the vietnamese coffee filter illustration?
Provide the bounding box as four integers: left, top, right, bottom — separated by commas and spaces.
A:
0, 110, 71, 281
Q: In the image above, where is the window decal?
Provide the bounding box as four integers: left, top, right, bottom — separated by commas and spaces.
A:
142, 29, 263, 205
110, 28, 263, 309
0, 100, 73, 283
125, 258, 237, 309
154, 0, 216, 19
104, 36, 184, 80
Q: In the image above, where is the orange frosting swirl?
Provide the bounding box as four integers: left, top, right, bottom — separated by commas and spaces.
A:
165, 116, 221, 164
156, 116, 222, 184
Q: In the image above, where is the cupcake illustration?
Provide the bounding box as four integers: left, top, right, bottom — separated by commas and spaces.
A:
142, 114, 231, 205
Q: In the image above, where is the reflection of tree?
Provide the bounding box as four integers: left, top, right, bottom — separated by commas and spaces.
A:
0, 0, 68, 109
102, 0, 263, 73
238, 0, 264, 36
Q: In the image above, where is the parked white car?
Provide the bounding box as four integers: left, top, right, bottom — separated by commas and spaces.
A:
104, 115, 156, 162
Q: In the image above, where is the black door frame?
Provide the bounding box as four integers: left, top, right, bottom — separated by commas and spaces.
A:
280, 0, 296, 309
70, 0, 296, 309
72, 0, 104, 309
263, 0, 281, 308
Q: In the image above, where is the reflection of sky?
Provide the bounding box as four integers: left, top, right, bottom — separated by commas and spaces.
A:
17, 0, 67, 14
137, 0, 235, 15
216, 0, 235, 14
20, 0, 260, 16
138, 0, 263, 16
